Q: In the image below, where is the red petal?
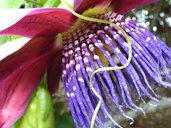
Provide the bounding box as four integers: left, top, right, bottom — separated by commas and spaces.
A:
0, 37, 57, 128
111, 0, 159, 14
0, 53, 55, 128
0, 37, 30, 61
0, 8, 76, 38
47, 51, 62, 94
0, 37, 55, 81
74, 0, 112, 13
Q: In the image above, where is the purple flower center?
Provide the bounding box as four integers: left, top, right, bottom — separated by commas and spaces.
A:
61, 10, 171, 128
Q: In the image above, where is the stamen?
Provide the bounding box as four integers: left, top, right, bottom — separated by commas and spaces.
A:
61, 0, 132, 128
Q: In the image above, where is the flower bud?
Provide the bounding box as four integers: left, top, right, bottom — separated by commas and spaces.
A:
12, 86, 55, 128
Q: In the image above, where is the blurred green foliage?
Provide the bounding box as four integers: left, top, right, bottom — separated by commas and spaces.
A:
53, 102, 75, 128
0, 0, 23, 8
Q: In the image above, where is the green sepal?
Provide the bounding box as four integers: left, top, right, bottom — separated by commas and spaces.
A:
12, 86, 55, 128
37, 86, 52, 121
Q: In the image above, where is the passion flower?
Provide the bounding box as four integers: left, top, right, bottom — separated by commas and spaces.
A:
1, 0, 171, 128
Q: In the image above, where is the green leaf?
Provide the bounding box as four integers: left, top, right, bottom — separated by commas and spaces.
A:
0, 36, 21, 45
37, 0, 47, 5
43, 0, 61, 7
0, 36, 9, 45
25, 0, 43, 7
0, 0, 24, 8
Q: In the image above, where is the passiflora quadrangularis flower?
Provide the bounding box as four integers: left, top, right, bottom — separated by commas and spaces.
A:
0, 0, 171, 128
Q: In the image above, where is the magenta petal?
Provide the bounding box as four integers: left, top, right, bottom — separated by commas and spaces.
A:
0, 37, 30, 61
47, 52, 62, 94
74, 0, 112, 13
0, 53, 54, 128
111, 0, 159, 14
0, 37, 56, 81
0, 8, 76, 38
0, 38, 57, 128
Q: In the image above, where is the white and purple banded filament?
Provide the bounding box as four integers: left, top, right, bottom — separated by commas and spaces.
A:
61, 11, 171, 128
